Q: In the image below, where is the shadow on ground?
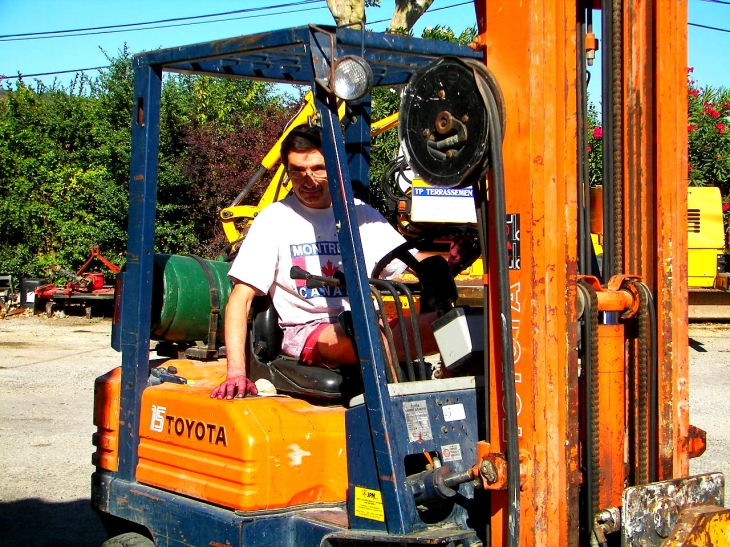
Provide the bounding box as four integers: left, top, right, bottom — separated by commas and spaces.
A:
0, 498, 107, 547
689, 337, 708, 352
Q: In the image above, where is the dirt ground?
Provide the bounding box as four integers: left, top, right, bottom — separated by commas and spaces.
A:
0, 315, 728, 546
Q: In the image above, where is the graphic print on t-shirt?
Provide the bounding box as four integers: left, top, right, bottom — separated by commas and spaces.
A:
290, 240, 348, 299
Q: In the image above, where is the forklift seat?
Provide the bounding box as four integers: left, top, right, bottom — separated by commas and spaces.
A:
247, 295, 362, 402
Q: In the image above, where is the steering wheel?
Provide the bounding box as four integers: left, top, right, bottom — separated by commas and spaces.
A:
371, 226, 481, 279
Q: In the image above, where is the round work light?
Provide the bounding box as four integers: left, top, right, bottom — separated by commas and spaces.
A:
332, 55, 373, 102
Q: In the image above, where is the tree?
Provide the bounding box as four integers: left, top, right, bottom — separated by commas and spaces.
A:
0, 48, 294, 278
389, 0, 435, 32
586, 68, 730, 248
686, 68, 730, 194
325, 0, 437, 32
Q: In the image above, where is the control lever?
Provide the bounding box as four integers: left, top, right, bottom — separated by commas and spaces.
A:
289, 266, 346, 289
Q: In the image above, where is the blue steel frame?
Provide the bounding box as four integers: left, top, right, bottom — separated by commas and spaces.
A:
102, 24, 483, 545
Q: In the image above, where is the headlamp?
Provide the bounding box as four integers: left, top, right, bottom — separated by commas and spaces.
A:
332, 55, 373, 102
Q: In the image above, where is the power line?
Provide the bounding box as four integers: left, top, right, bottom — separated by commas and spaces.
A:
6, 1, 724, 81
1, 67, 109, 81
689, 22, 730, 33
699, 0, 730, 5
367, 0, 472, 26
0, 1, 323, 41
1, 5, 329, 43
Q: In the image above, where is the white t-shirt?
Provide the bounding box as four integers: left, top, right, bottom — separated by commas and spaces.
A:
228, 194, 407, 330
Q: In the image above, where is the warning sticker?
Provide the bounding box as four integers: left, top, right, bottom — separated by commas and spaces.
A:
354, 486, 385, 522
443, 403, 466, 422
441, 443, 463, 463
403, 400, 433, 443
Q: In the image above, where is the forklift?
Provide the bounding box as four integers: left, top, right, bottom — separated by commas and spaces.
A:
91, 2, 730, 546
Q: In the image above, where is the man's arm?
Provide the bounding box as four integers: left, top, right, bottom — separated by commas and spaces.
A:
210, 281, 260, 399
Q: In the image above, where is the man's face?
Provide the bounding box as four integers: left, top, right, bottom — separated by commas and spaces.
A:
286, 149, 331, 209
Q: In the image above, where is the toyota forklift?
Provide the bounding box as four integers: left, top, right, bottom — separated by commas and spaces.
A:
92, 2, 730, 546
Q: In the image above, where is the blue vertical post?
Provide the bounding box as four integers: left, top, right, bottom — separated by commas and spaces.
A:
310, 28, 420, 535
344, 97, 371, 202
117, 64, 162, 481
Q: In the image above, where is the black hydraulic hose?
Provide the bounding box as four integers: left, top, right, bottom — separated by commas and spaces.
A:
610, 0, 623, 277
636, 282, 659, 482
369, 286, 403, 383
392, 281, 427, 381
370, 280, 416, 382
647, 288, 658, 483
577, 6, 590, 276
474, 194, 490, 437
636, 285, 649, 484
482, 79, 520, 547
578, 281, 600, 531
601, 0, 615, 284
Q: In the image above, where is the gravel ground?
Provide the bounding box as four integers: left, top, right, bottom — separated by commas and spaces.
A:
0, 315, 728, 546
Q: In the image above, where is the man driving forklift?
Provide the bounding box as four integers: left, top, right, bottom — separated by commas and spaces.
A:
211, 124, 469, 400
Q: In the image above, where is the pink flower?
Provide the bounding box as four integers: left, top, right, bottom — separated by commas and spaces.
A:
689, 89, 699, 98
718, 123, 726, 135
688, 164, 694, 171
687, 67, 694, 73
593, 127, 603, 139
587, 146, 592, 153
723, 203, 730, 213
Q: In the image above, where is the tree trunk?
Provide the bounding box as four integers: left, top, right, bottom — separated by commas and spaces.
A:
326, 0, 366, 28
389, 0, 434, 32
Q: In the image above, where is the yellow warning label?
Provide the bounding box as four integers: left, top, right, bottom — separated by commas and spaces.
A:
354, 486, 385, 522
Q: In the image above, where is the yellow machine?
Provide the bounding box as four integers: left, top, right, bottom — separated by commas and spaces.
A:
687, 186, 726, 288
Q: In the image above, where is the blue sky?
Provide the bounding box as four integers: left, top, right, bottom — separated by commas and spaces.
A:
1, 0, 728, 103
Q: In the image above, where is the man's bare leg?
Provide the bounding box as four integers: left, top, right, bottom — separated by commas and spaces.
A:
315, 312, 439, 369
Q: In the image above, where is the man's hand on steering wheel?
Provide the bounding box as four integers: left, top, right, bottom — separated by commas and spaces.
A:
371, 226, 481, 279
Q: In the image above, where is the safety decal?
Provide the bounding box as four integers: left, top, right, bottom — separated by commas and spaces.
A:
354, 486, 385, 522
442, 403, 466, 422
441, 443, 463, 463
402, 400, 433, 443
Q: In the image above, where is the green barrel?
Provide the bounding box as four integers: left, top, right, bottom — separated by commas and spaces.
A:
151, 254, 233, 343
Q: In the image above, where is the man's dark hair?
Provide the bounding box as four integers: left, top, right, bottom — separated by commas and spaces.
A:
280, 124, 323, 169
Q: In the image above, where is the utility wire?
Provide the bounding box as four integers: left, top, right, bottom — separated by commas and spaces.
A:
689, 22, 730, 32
699, 0, 730, 5
5, 1, 725, 81
0, 0, 323, 40
0, 4, 328, 42
367, 0, 472, 26
1, 67, 109, 81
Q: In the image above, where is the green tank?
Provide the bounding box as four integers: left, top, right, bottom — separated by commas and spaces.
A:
151, 254, 232, 343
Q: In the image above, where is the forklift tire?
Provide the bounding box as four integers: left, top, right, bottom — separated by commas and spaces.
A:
101, 532, 155, 547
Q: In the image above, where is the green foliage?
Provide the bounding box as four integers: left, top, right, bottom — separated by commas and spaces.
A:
0, 45, 288, 279
421, 25, 477, 45
586, 69, 730, 246
0, 75, 129, 278
586, 102, 603, 186
686, 68, 730, 193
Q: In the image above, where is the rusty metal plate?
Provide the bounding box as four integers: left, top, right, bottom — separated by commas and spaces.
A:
622, 473, 725, 546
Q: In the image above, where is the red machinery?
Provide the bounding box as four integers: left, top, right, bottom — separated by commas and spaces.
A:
35, 245, 121, 317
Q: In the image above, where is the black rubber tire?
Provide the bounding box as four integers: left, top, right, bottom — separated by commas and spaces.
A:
101, 532, 155, 547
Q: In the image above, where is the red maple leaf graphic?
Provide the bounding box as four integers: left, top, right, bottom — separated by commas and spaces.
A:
322, 260, 339, 277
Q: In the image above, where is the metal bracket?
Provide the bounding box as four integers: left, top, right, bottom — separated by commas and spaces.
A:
622, 472, 725, 546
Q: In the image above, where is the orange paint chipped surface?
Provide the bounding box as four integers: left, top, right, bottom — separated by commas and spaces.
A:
92, 367, 121, 472
93, 359, 348, 511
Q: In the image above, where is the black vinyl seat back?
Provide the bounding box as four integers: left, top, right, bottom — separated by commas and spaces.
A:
247, 295, 362, 402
